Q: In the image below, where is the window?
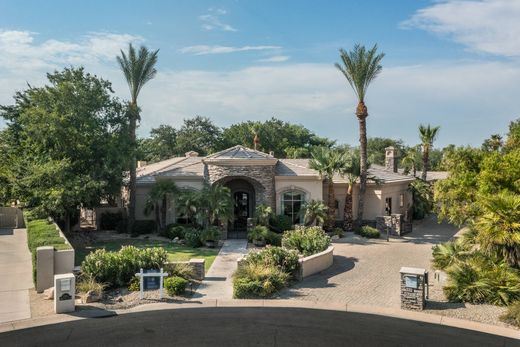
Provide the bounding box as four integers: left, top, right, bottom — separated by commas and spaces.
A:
282, 190, 306, 224
385, 197, 392, 216
400, 194, 404, 208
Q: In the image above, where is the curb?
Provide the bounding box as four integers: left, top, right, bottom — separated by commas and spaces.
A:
1, 299, 518, 340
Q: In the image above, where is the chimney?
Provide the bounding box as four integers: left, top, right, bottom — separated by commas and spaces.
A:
185, 151, 199, 157
385, 146, 398, 173
137, 161, 147, 168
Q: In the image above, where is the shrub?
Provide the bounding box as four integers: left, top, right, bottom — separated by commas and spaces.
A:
100, 211, 123, 231
356, 226, 380, 239
233, 263, 289, 298
128, 276, 140, 292
333, 228, 345, 238
131, 220, 157, 236
265, 231, 282, 246
164, 262, 196, 280
164, 276, 189, 296
184, 228, 203, 248
76, 274, 107, 296
443, 255, 520, 306
501, 301, 520, 327
281, 225, 331, 256
248, 225, 269, 241
432, 239, 472, 271
269, 214, 293, 233
81, 245, 168, 288
244, 246, 300, 275
164, 224, 186, 239
200, 226, 221, 242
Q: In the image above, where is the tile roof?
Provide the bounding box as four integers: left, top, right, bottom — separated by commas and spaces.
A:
204, 145, 273, 160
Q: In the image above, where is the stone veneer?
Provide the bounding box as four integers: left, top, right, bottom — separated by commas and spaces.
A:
204, 163, 276, 209
400, 267, 427, 310
376, 214, 412, 236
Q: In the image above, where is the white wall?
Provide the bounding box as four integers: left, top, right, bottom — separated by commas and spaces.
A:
380, 182, 412, 216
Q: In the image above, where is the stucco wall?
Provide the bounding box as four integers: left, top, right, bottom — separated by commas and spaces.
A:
274, 177, 323, 215
380, 182, 412, 216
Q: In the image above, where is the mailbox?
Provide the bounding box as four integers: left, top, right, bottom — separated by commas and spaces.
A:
399, 267, 427, 310
54, 273, 75, 314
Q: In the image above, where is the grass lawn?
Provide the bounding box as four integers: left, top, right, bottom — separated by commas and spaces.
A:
75, 239, 219, 273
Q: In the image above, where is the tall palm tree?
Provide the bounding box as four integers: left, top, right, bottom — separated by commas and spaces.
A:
309, 147, 346, 230
335, 44, 385, 228
401, 146, 420, 177
201, 183, 234, 227
143, 180, 178, 230
419, 124, 440, 180
339, 151, 361, 231
474, 192, 520, 268
117, 43, 159, 232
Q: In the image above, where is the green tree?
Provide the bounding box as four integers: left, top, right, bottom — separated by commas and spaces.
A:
335, 44, 385, 227
419, 124, 440, 180
117, 43, 159, 232
309, 147, 346, 229
409, 179, 433, 219
255, 204, 273, 227
474, 192, 520, 268
401, 146, 420, 176
139, 125, 177, 162
175, 189, 200, 224
198, 183, 233, 227
367, 137, 404, 165
482, 134, 503, 152
144, 180, 178, 230
505, 118, 520, 151
0, 68, 129, 231
302, 200, 328, 226
175, 116, 222, 156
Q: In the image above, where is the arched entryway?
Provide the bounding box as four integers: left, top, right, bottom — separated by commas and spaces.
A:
217, 178, 257, 238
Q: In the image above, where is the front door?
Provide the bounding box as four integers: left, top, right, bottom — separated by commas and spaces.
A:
233, 191, 250, 233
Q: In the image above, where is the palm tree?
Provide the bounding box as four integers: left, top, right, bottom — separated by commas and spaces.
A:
418, 124, 440, 180
474, 192, 520, 268
309, 147, 346, 230
335, 44, 385, 228
200, 183, 234, 227
143, 180, 178, 231
117, 43, 159, 232
401, 146, 420, 177
339, 151, 361, 231
255, 204, 273, 227
175, 189, 200, 224
302, 199, 328, 226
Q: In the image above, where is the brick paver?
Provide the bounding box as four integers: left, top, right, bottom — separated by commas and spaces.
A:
278, 216, 459, 308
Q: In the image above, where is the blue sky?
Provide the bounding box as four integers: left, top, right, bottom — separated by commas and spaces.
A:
1, 0, 519, 147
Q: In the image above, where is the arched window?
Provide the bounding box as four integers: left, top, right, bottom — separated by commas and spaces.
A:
281, 190, 306, 224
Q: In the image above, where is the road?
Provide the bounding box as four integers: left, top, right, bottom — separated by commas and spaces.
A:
0, 307, 517, 346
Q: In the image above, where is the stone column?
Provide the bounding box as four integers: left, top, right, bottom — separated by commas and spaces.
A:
400, 267, 427, 310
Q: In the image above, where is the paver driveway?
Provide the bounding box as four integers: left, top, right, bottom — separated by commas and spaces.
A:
278, 216, 459, 307
0, 228, 33, 323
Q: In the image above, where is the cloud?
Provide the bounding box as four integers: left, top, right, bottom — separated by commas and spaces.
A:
403, 0, 520, 57
199, 8, 237, 32
257, 55, 290, 63
178, 45, 281, 55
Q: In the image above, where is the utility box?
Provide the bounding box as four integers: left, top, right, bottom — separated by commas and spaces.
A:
400, 267, 428, 310
54, 273, 75, 314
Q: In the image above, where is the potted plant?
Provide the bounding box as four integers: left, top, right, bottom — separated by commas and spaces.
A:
248, 225, 269, 247
200, 227, 221, 248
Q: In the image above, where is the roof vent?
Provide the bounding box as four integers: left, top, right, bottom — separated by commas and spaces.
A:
185, 151, 199, 157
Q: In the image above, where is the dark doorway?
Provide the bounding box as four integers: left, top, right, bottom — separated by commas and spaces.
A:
233, 192, 250, 232
385, 197, 392, 216
221, 178, 256, 238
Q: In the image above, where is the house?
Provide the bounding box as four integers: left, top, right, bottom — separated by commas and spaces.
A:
128, 145, 414, 237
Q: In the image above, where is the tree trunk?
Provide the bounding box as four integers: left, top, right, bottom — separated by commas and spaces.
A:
161, 195, 167, 230
421, 146, 429, 181
327, 177, 336, 230
356, 101, 368, 230
127, 104, 137, 232
343, 185, 354, 231
64, 210, 71, 234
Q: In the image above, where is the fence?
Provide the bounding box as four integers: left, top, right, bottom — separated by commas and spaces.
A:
0, 207, 24, 228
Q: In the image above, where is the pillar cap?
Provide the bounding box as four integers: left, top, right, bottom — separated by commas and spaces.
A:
399, 267, 426, 275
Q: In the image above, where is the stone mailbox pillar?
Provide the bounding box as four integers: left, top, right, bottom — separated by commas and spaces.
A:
400, 267, 428, 310
54, 273, 75, 314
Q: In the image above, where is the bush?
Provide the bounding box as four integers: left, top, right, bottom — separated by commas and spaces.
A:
164, 262, 196, 280
248, 225, 269, 241
244, 246, 300, 275
131, 220, 156, 236
81, 245, 168, 288
281, 225, 331, 256
356, 226, 380, 239
432, 239, 472, 271
99, 211, 123, 231
333, 228, 345, 238
443, 255, 520, 306
164, 276, 189, 296
184, 228, 203, 248
164, 224, 186, 239
233, 263, 290, 298
200, 226, 221, 242
128, 276, 140, 292
265, 231, 282, 246
269, 214, 293, 233
501, 301, 520, 327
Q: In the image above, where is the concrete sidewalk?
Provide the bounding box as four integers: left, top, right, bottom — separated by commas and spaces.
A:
194, 239, 248, 299
0, 228, 33, 323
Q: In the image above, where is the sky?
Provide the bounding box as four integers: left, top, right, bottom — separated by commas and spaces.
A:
0, 0, 519, 147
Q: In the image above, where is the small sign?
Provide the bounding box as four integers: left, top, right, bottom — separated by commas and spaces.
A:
144, 269, 160, 290
404, 275, 418, 289
60, 279, 71, 292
